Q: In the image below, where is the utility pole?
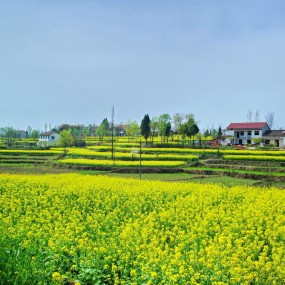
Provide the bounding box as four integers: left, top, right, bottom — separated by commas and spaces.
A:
111, 106, 115, 160
139, 139, 142, 179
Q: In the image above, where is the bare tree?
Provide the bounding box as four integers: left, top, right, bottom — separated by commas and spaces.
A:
265, 112, 275, 129
254, 110, 260, 122
247, 109, 252, 122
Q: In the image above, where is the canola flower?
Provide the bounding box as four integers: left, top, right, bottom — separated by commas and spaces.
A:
0, 149, 62, 155
0, 173, 285, 284
224, 155, 285, 161
65, 148, 198, 161
58, 158, 186, 167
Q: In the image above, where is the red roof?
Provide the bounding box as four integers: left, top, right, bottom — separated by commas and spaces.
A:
226, 122, 268, 130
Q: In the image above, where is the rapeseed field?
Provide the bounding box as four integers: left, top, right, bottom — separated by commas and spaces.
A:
0, 174, 284, 284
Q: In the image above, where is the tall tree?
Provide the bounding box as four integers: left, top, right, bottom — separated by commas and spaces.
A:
26, 126, 32, 138
150, 117, 159, 143
265, 112, 275, 129
58, 129, 74, 153
164, 122, 172, 143
140, 114, 151, 145
247, 110, 252, 122
1, 127, 17, 146
158, 114, 171, 143
172, 113, 184, 142
96, 118, 109, 141
180, 115, 199, 146
125, 121, 140, 139
254, 110, 260, 122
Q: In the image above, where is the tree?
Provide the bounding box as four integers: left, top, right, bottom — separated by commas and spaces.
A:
1, 127, 17, 146
158, 114, 171, 143
58, 129, 74, 153
96, 118, 109, 141
180, 115, 199, 146
150, 117, 159, 143
125, 121, 140, 139
189, 124, 200, 146
254, 110, 260, 122
265, 112, 275, 129
172, 113, 184, 142
164, 122, 172, 143
216, 125, 223, 156
247, 110, 252, 122
31, 129, 40, 139
140, 114, 151, 145
26, 126, 33, 138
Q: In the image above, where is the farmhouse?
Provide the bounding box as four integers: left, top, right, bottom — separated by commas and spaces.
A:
262, 130, 285, 148
37, 131, 59, 147
224, 122, 269, 145
223, 122, 285, 148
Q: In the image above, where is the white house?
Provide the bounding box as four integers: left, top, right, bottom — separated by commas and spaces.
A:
37, 131, 59, 147
223, 122, 270, 145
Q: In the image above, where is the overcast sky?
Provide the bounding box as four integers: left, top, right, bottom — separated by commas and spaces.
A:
1, 0, 284, 131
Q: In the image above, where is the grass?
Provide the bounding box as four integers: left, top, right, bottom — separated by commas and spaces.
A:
105, 172, 197, 181
186, 166, 285, 177
190, 176, 259, 187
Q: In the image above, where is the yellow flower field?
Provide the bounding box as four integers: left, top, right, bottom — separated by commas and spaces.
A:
0, 173, 285, 284
224, 155, 285, 161
65, 148, 198, 161
58, 158, 186, 167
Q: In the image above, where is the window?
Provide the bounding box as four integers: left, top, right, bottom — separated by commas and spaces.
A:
240, 131, 244, 136
51, 136, 55, 140
248, 131, 252, 136
254, 131, 259, 135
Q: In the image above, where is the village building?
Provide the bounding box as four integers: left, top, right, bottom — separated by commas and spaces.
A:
37, 131, 59, 147
223, 122, 285, 148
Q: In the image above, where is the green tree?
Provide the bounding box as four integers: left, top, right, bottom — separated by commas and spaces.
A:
26, 126, 32, 138
158, 114, 171, 143
180, 115, 199, 146
1, 127, 17, 146
164, 122, 172, 143
172, 113, 184, 142
150, 117, 159, 144
58, 129, 74, 153
96, 118, 109, 141
31, 129, 40, 139
125, 121, 140, 140
140, 114, 151, 145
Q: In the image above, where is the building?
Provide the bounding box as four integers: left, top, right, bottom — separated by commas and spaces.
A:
262, 130, 285, 148
37, 131, 59, 147
223, 122, 285, 148
224, 122, 270, 145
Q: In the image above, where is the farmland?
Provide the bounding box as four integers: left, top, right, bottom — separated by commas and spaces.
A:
1, 137, 285, 284
1, 174, 285, 285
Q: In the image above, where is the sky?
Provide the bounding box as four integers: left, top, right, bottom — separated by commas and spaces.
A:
1, 0, 285, 131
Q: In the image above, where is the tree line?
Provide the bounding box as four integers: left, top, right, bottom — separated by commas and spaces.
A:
0, 112, 224, 148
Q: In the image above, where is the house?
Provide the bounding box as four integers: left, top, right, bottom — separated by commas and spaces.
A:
262, 130, 285, 148
115, 124, 127, 136
16, 130, 27, 139
37, 131, 59, 147
224, 122, 270, 145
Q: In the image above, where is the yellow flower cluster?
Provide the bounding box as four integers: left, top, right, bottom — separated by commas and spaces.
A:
66, 148, 198, 161
0, 149, 62, 155
58, 158, 186, 167
1, 173, 285, 284
224, 155, 285, 161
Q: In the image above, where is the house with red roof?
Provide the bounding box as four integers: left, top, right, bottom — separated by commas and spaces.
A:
224, 122, 270, 145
